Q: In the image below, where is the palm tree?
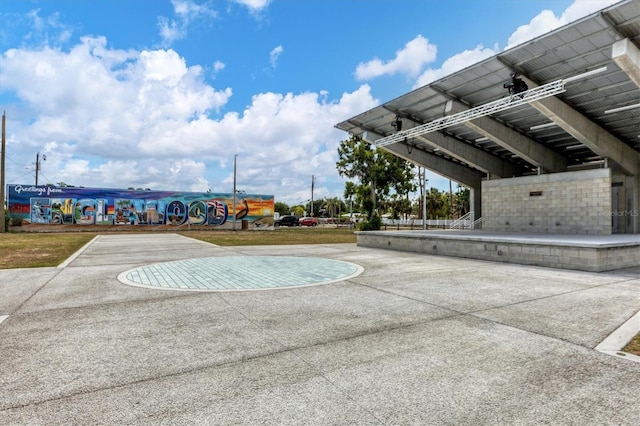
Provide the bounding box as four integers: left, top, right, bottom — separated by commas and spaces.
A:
324, 197, 342, 219
427, 188, 445, 219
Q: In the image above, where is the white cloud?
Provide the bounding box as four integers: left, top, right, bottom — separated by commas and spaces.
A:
2, 37, 231, 159
413, 44, 498, 88
172, 0, 214, 21
269, 45, 283, 69
158, 0, 217, 46
20, 9, 74, 46
410, 0, 621, 88
355, 35, 437, 81
1, 37, 378, 204
26, 9, 45, 32
506, 0, 621, 49
212, 60, 225, 75
233, 0, 271, 14
158, 17, 184, 46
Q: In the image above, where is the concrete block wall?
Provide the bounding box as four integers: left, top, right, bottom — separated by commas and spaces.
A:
482, 169, 612, 234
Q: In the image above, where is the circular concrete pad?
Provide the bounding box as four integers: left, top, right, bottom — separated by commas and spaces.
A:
118, 256, 364, 291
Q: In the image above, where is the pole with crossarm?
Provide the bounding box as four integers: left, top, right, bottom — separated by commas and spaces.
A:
232, 154, 237, 231
1, 112, 5, 233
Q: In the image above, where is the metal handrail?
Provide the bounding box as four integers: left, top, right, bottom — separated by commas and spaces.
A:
450, 212, 474, 230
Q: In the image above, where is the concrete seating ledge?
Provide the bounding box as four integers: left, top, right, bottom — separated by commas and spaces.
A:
356, 230, 640, 272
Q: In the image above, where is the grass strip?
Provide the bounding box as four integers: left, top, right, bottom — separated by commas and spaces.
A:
180, 228, 356, 246
0, 227, 355, 269
0, 232, 98, 269
622, 333, 640, 357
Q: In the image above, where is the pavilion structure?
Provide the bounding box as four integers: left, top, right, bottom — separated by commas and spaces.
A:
336, 0, 640, 271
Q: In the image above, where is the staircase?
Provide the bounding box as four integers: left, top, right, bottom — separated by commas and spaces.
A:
449, 212, 481, 230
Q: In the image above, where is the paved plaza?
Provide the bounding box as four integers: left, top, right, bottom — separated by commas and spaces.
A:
1, 233, 639, 425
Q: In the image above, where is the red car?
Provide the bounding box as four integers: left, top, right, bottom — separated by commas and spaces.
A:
299, 217, 318, 227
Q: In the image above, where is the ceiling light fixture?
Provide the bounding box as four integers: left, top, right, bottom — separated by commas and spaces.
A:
565, 144, 585, 150
529, 122, 558, 131
563, 66, 608, 83
604, 103, 640, 114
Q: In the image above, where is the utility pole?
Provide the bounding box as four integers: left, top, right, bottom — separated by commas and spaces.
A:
232, 154, 237, 231
310, 175, 315, 217
423, 169, 428, 231
449, 179, 453, 219
1, 112, 5, 233
35, 152, 46, 186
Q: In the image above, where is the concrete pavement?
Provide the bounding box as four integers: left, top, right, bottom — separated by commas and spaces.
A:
1, 233, 639, 425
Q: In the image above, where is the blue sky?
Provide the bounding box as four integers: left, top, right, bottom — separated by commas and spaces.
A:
0, 0, 620, 205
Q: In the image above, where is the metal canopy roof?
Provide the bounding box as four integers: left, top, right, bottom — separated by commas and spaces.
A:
336, 0, 640, 182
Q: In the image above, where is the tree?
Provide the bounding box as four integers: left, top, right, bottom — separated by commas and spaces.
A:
274, 202, 290, 216
426, 187, 446, 219
306, 199, 325, 217
336, 135, 415, 224
452, 187, 470, 218
324, 197, 344, 219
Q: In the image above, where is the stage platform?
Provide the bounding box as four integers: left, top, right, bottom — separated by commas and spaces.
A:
356, 230, 640, 272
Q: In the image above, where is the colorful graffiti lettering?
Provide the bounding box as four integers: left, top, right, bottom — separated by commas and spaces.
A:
207, 200, 227, 225
7, 185, 274, 229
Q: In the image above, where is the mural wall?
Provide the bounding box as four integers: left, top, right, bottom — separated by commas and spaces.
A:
7, 185, 274, 228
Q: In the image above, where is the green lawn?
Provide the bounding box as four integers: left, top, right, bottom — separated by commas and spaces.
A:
0, 227, 356, 269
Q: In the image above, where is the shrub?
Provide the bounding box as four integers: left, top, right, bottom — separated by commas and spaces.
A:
358, 214, 381, 231
7, 213, 23, 227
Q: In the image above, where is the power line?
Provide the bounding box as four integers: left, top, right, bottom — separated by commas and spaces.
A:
8, 171, 35, 183
38, 171, 53, 185
6, 154, 27, 167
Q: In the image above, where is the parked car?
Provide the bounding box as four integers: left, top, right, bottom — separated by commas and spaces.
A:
299, 217, 318, 227
274, 215, 299, 227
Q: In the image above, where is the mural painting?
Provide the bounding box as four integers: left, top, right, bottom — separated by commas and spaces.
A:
7, 185, 274, 228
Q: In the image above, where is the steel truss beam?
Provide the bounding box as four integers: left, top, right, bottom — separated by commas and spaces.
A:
374, 80, 566, 148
